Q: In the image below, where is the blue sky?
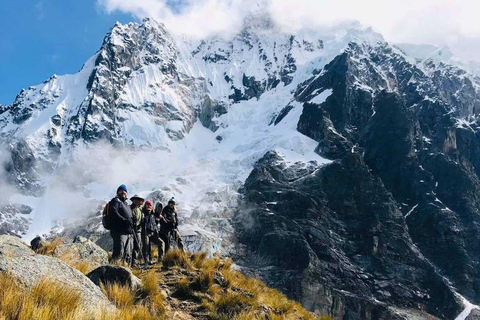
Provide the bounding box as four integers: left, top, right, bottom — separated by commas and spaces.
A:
0, 0, 137, 105
2, 0, 479, 105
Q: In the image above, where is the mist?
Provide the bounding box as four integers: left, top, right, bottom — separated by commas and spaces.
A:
5, 123, 242, 242
98, 0, 480, 63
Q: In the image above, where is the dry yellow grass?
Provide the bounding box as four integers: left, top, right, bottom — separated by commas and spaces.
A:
192, 269, 214, 292
139, 270, 165, 315
101, 282, 136, 309
69, 261, 96, 274
162, 249, 194, 270
100, 268, 166, 320
175, 275, 194, 297
35, 237, 66, 255
1, 247, 328, 320
0, 271, 166, 320
205, 291, 255, 320
161, 249, 327, 320
0, 272, 85, 320
101, 305, 158, 320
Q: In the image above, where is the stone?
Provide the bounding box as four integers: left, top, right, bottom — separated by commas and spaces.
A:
30, 235, 46, 252
55, 238, 109, 269
87, 265, 142, 291
0, 235, 114, 315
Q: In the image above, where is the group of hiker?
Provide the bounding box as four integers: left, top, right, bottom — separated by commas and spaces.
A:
103, 184, 184, 266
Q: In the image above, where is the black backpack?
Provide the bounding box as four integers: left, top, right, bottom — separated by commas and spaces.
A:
102, 202, 112, 230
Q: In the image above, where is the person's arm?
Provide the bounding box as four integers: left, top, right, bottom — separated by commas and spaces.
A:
110, 199, 131, 228
174, 212, 179, 229
160, 207, 170, 224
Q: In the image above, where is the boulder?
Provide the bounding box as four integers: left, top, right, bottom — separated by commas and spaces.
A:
0, 235, 114, 315
30, 235, 46, 251
87, 265, 142, 291
54, 237, 109, 269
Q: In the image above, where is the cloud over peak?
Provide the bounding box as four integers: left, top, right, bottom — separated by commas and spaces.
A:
98, 0, 480, 62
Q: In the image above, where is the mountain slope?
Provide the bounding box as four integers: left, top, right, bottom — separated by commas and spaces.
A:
2, 17, 480, 319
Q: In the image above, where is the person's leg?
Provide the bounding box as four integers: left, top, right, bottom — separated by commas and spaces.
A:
122, 234, 133, 265
142, 233, 149, 264
146, 235, 154, 264
159, 233, 170, 253
174, 229, 184, 252
134, 232, 142, 264
153, 232, 165, 262
111, 231, 122, 262
131, 235, 138, 265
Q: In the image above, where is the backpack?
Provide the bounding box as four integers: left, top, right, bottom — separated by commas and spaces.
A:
102, 202, 112, 230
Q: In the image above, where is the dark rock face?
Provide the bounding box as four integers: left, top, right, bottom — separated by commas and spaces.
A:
199, 95, 227, 131
295, 42, 480, 303
235, 42, 480, 318
235, 151, 461, 319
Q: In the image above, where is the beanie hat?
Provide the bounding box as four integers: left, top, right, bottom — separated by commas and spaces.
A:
117, 184, 127, 193
168, 197, 176, 205
145, 200, 153, 207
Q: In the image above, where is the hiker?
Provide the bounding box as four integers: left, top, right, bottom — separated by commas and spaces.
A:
159, 197, 184, 253
109, 184, 134, 264
142, 200, 165, 265
130, 194, 145, 266
154, 202, 163, 228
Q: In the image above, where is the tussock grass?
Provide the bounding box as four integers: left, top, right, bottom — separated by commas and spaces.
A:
192, 269, 214, 292
175, 275, 194, 297
100, 269, 166, 320
0, 272, 84, 320
101, 282, 136, 309
102, 306, 157, 320
56, 250, 96, 274
35, 237, 65, 255
162, 249, 193, 270
204, 291, 255, 320
162, 250, 326, 319
69, 261, 96, 274
139, 270, 165, 315
2, 244, 327, 320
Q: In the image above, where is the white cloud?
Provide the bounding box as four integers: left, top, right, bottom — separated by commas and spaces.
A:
98, 0, 480, 61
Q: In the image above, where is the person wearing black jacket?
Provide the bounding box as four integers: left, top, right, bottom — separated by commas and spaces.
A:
159, 198, 184, 253
141, 200, 165, 265
109, 184, 134, 263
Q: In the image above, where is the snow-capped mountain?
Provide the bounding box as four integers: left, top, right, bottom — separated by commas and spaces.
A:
2, 16, 480, 319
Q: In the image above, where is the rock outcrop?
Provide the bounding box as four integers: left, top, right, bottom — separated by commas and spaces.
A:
0, 235, 114, 315
54, 236, 109, 269
235, 151, 464, 319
